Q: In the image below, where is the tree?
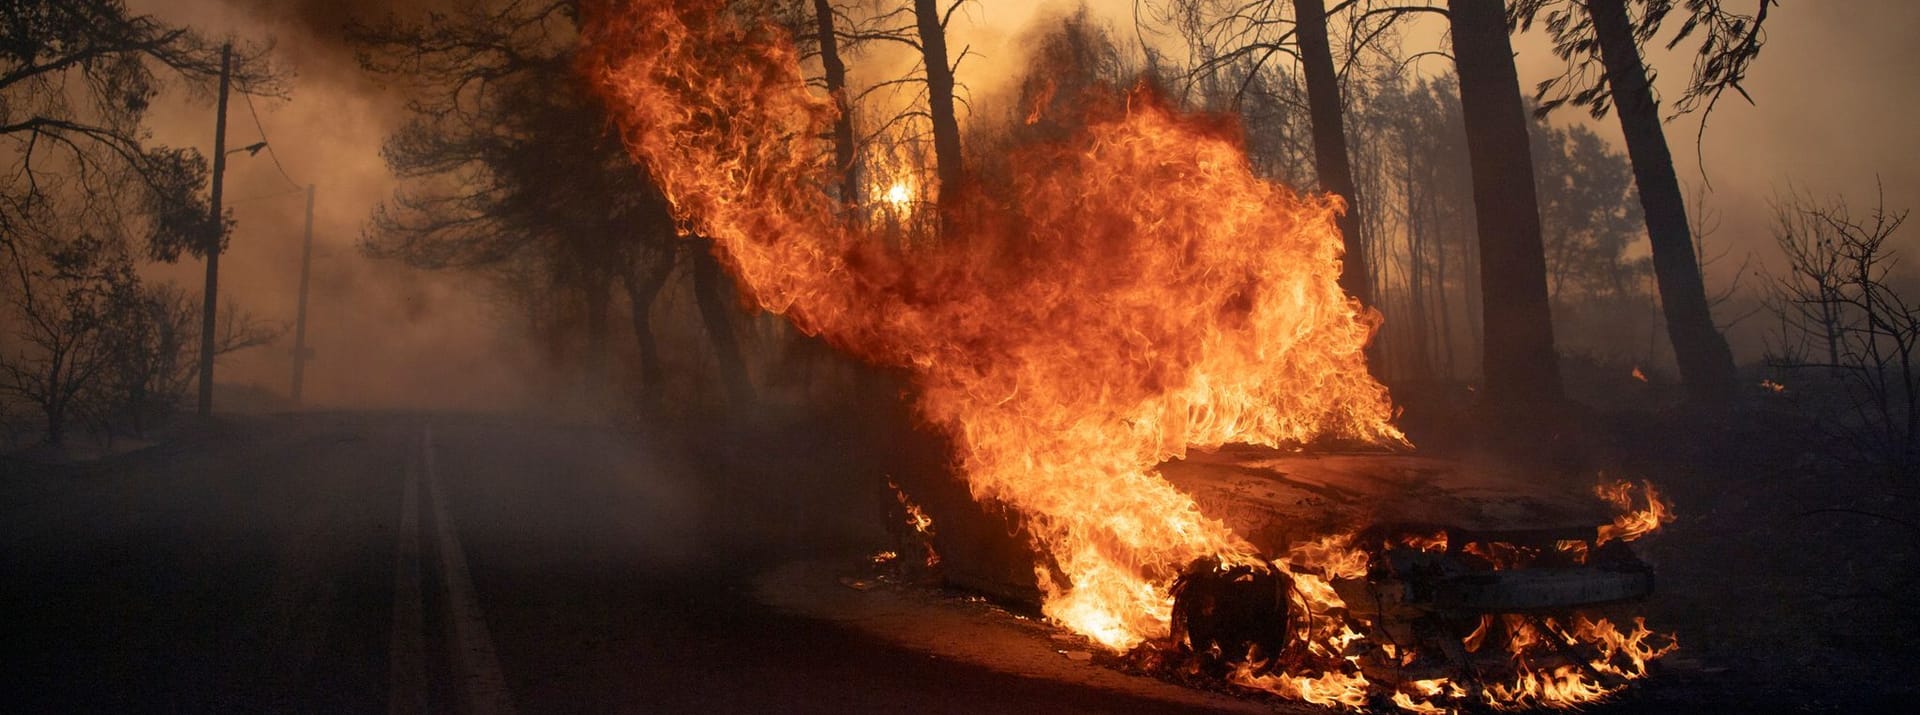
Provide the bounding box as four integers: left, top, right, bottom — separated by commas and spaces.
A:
1766, 187, 1920, 472
352, 1, 742, 406
0, 230, 140, 446
1368, 73, 1481, 382
1516, 0, 1775, 404
1532, 121, 1644, 305
1294, 0, 1371, 307
811, 0, 860, 209
0, 195, 277, 447
0, 0, 275, 260
1447, 0, 1565, 412
1763, 187, 1918, 473
912, 0, 965, 232
103, 283, 278, 438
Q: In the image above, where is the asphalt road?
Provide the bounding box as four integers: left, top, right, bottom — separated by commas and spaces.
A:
0, 412, 1223, 714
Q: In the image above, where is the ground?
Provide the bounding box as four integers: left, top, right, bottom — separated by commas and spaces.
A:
2, 408, 1916, 711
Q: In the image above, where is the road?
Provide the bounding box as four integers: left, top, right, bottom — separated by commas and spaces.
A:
0, 412, 1226, 713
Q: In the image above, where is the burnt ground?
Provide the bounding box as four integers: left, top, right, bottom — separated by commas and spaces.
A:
3, 403, 1917, 712
1577, 404, 1920, 712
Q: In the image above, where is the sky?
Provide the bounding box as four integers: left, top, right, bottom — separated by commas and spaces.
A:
120, 0, 1917, 406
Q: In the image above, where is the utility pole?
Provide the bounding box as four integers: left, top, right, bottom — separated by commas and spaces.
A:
290, 184, 315, 406
196, 42, 232, 418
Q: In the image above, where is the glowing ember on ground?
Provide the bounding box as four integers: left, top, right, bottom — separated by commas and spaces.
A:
579, 1, 1673, 709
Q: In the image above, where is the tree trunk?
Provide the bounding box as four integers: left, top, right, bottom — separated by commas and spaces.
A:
1434, 201, 1456, 379
813, 0, 859, 209
1293, 0, 1373, 309
44, 361, 67, 447
1588, 0, 1738, 405
44, 397, 65, 447
1448, 0, 1564, 411
583, 272, 613, 393
1404, 166, 1433, 382
622, 248, 677, 405
913, 0, 964, 235
692, 238, 755, 408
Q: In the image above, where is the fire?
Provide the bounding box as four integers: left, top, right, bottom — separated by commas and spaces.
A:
887, 478, 935, 536
1229, 654, 1371, 709
1596, 479, 1673, 545
579, 0, 1669, 709
583, 0, 1396, 653
888, 478, 940, 568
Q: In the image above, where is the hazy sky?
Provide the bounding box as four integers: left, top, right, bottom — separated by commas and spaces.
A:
121, 0, 1917, 405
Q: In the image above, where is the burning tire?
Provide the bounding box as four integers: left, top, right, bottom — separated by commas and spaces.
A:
1170, 558, 1294, 673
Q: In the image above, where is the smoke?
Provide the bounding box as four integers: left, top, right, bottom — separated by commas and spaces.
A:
215, 0, 455, 82
107, 0, 545, 411
94, 0, 1916, 411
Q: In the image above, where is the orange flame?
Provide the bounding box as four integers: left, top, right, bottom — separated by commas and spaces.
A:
1596, 480, 1673, 545
582, 0, 1398, 653
579, 2, 1673, 709
888, 478, 940, 568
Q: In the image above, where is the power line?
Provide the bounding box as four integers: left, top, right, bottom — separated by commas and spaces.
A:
242, 90, 305, 192
226, 186, 308, 205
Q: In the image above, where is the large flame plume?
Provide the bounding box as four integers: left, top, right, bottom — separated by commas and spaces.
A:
580, 1, 1673, 710
581, 0, 1397, 652
576, 0, 1674, 711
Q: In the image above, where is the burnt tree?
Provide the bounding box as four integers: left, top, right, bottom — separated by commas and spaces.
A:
1292, 0, 1372, 309
1591, 0, 1733, 402
692, 239, 756, 408
812, 0, 860, 208
1518, 0, 1775, 404
1448, 0, 1565, 410
912, 0, 965, 232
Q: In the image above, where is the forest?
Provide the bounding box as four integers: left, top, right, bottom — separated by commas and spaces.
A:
3, 0, 1917, 711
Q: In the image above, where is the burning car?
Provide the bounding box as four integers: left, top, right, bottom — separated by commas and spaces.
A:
584, 1, 1676, 709
885, 447, 1676, 712
1160, 448, 1675, 710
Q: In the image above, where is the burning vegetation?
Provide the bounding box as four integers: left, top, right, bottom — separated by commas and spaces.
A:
579, 0, 1675, 709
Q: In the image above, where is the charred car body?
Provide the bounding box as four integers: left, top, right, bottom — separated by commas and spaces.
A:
893, 445, 1674, 709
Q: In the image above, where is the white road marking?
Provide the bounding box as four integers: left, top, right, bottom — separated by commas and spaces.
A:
388, 442, 427, 715
422, 422, 518, 714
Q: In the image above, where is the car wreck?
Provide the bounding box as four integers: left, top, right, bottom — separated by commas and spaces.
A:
892, 446, 1676, 711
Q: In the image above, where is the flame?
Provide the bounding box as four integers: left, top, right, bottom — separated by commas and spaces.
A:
1630, 366, 1647, 382
887, 478, 936, 536
886, 478, 940, 568
1230, 664, 1372, 709
1595, 480, 1672, 545
583, 0, 1397, 653
1289, 533, 1370, 580
1477, 614, 1677, 709
1391, 678, 1467, 714
578, 1, 1671, 709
